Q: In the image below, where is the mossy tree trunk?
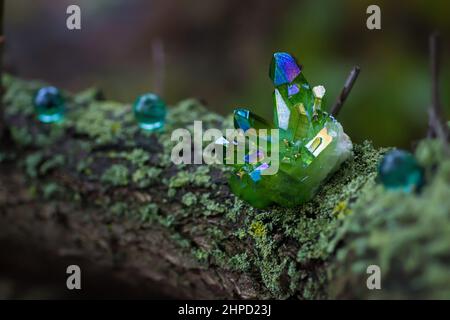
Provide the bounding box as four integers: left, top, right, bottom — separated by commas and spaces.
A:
1, 76, 448, 299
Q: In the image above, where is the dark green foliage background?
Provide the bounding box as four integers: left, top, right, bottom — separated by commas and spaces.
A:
4, 0, 450, 148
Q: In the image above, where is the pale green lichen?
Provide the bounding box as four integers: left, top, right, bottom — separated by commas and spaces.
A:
139, 203, 159, 222
169, 171, 191, 188
73, 101, 134, 145
193, 166, 211, 187
181, 192, 198, 207
199, 193, 227, 215
249, 221, 267, 239
39, 155, 65, 175
5, 75, 447, 299
328, 139, 450, 299
101, 164, 129, 187
192, 248, 209, 262
24, 152, 44, 178
42, 182, 63, 200
110, 202, 129, 216
228, 253, 251, 272
124, 148, 150, 166
132, 166, 162, 188
10, 127, 33, 147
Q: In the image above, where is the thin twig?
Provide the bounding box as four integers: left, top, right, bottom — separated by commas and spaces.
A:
151, 39, 165, 96
330, 66, 360, 117
0, 0, 5, 137
428, 32, 449, 150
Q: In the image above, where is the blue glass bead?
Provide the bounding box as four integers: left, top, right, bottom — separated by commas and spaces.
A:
378, 150, 424, 192
33, 86, 65, 123
133, 93, 166, 131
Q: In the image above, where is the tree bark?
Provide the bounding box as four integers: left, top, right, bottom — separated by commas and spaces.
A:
0, 76, 382, 299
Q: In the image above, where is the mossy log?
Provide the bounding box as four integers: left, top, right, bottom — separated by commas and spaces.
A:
0, 76, 449, 299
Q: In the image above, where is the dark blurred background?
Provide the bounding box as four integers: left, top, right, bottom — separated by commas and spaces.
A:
4, 0, 450, 148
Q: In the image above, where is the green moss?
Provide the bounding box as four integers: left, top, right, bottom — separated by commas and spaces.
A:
39, 155, 65, 175
181, 192, 197, 207
253, 235, 288, 298
24, 152, 44, 178
10, 127, 33, 147
42, 182, 63, 199
132, 166, 162, 188
169, 171, 191, 188
157, 213, 175, 227
193, 166, 211, 187
167, 188, 177, 198
9, 76, 444, 299
249, 220, 267, 239
110, 202, 129, 216
125, 148, 150, 166
193, 248, 209, 262
101, 164, 129, 187
170, 233, 191, 249
36, 125, 66, 147
228, 253, 251, 272
72, 87, 103, 105
74, 101, 129, 145
139, 203, 159, 222
210, 248, 227, 266
76, 157, 93, 175
329, 139, 450, 299
3, 75, 37, 116
199, 193, 227, 215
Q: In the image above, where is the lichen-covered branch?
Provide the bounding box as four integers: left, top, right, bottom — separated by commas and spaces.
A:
0, 75, 449, 299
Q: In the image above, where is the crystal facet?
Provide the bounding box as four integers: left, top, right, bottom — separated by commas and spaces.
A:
378, 150, 424, 192
133, 93, 166, 131
269, 52, 302, 86
233, 108, 272, 132
34, 86, 65, 123
226, 52, 353, 208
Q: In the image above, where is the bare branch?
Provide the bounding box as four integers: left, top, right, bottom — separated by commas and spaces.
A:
330, 66, 360, 117
428, 32, 449, 150
152, 39, 165, 96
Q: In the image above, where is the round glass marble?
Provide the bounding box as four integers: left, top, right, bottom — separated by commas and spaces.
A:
133, 93, 166, 131
378, 149, 424, 192
33, 86, 65, 123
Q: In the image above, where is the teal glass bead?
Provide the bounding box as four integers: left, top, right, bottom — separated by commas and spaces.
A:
33, 86, 65, 123
133, 93, 166, 131
378, 150, 424, 192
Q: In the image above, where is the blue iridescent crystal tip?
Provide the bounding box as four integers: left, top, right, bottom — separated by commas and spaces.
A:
233, 108, 251, 131
269, 52, 301, 86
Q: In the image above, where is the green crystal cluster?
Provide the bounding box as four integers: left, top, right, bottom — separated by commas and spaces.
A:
223, 53, 353, 208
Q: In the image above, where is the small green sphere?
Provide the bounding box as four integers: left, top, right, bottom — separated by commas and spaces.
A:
33, 86, 65, 123
378, 149, 424, 192
133, 93, 166, 131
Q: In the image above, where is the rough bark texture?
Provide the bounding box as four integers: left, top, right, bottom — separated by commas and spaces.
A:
1, 76, 448, 299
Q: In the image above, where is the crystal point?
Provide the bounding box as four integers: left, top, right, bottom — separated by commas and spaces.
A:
233, 108, 272, 131
269, 52, 302, 86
